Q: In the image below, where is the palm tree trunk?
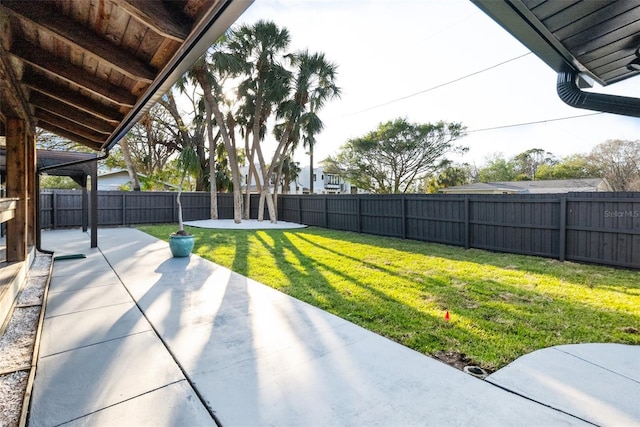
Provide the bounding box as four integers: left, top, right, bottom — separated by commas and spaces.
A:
254, 141, 277, 222
243, 130, 255, 219
309, 143, 314, 194
206, 115, 219, 220
193, 68, 243, 223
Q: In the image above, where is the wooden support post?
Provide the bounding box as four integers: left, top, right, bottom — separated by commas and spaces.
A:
6, 118, 27, 262
90, 162, 98, 248
26, 131, 36, 246
82, 176, 89, 232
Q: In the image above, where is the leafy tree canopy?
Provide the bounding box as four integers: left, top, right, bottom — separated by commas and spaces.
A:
325, 118, 466, 194
535, 154, 600, 181
477, 155, 516, 182
425, 162, 472, 193
587, 139, 640, 191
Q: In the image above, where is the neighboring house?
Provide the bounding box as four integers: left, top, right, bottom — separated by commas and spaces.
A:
240, 163, 365, 195
98, 169, 176, 191
439, 178, 612, 194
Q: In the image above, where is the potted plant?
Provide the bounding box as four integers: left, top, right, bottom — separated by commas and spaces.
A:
169, 146, 198, 257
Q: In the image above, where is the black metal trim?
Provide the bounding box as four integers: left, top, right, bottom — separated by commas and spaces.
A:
557, 69, 640, 118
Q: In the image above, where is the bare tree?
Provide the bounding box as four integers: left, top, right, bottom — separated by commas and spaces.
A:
588, 139, 640, 191
120, 135, 141, 191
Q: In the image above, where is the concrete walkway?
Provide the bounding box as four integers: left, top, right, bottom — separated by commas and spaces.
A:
29, 228, 639, 426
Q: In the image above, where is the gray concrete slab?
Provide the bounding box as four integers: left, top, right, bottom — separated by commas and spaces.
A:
49, 269, 122, 293
556, 343, 640, 383
44, 284, 133, 317
94, 228, 588, 426
30, 331, 189, 426
51, 256, 113, 277
63, 380, 215, 427
486, 344, 640, 427
39, 302, 151, 357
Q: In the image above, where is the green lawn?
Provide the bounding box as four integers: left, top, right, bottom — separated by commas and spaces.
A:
139, 224, 640, 371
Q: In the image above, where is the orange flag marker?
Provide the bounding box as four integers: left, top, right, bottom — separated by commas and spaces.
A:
444, 311, 450, 322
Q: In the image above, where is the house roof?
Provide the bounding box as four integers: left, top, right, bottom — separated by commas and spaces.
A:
440, 178, 611, 194
99, 169, 146, 178
0, 0, 252, 151
471, 1, 640, 87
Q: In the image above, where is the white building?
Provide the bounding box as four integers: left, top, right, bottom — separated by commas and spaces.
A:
240, 162, 364, 195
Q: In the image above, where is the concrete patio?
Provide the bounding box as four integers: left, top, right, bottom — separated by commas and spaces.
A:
28, 227, 639, 426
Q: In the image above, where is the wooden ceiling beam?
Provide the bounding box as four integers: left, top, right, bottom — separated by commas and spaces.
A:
29, 93, 116, 134
10, 40, 137, 107
21, 72, 124, 123
35, 108, 108, 142
0, 36, 34, 129
117, 0, 193, 42
2, 1, 156, 83
37, 122, 104, 150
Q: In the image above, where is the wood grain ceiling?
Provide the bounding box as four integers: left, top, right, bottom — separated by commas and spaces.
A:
0, 0, 252, 151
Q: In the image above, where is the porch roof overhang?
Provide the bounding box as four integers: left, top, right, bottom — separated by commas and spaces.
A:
0, 0, 253, 151
471, 1, 640, 87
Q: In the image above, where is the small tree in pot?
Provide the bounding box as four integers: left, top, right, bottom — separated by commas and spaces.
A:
169, 146, 199, 257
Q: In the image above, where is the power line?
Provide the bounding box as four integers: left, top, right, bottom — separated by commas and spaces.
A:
346, 52, 532, 116
467, 112, 604, 133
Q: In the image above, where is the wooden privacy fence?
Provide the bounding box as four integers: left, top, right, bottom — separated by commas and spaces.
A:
40, 190, 639, 269
279, 192, 640, 269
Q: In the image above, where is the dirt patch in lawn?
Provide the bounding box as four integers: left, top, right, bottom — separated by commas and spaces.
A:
434, 350, 493, 375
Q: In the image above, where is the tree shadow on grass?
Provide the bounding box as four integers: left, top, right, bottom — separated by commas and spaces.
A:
238, 227, 640, 370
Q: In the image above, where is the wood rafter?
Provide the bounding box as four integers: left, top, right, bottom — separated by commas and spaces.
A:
0, 40, 34, 130
35, 108, 109, 143
22, 71, 124, 123
117, 0, 193, 42
29, 93, 116, 134
10, 40, 137, 107
37, 122, 103, 151
2, 0, 156, 83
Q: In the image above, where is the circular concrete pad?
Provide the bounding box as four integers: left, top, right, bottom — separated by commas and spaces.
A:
183, 219, 307, 230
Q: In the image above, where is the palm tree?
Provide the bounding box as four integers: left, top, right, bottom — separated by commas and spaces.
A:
280, 155, 301, 193
227, 20, 292, 222
274, 50, 341, 196
189, 43, 246, 223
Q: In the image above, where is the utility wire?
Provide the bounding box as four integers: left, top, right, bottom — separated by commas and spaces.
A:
346, 52, 532, 116
467, 112, 604, 133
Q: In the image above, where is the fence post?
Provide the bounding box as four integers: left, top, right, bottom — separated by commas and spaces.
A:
122, 192, 127, 226
559, 197, 567, 261
52, 190, 57, 230
172, 194, 177, 223
401, 195, 407, 239
464, 196, 470, 249
357, 196, 362, 233
324, 195, 328, 228
298, 196, 302, 224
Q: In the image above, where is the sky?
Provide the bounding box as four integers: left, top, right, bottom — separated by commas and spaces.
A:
237, 0, 640, 168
